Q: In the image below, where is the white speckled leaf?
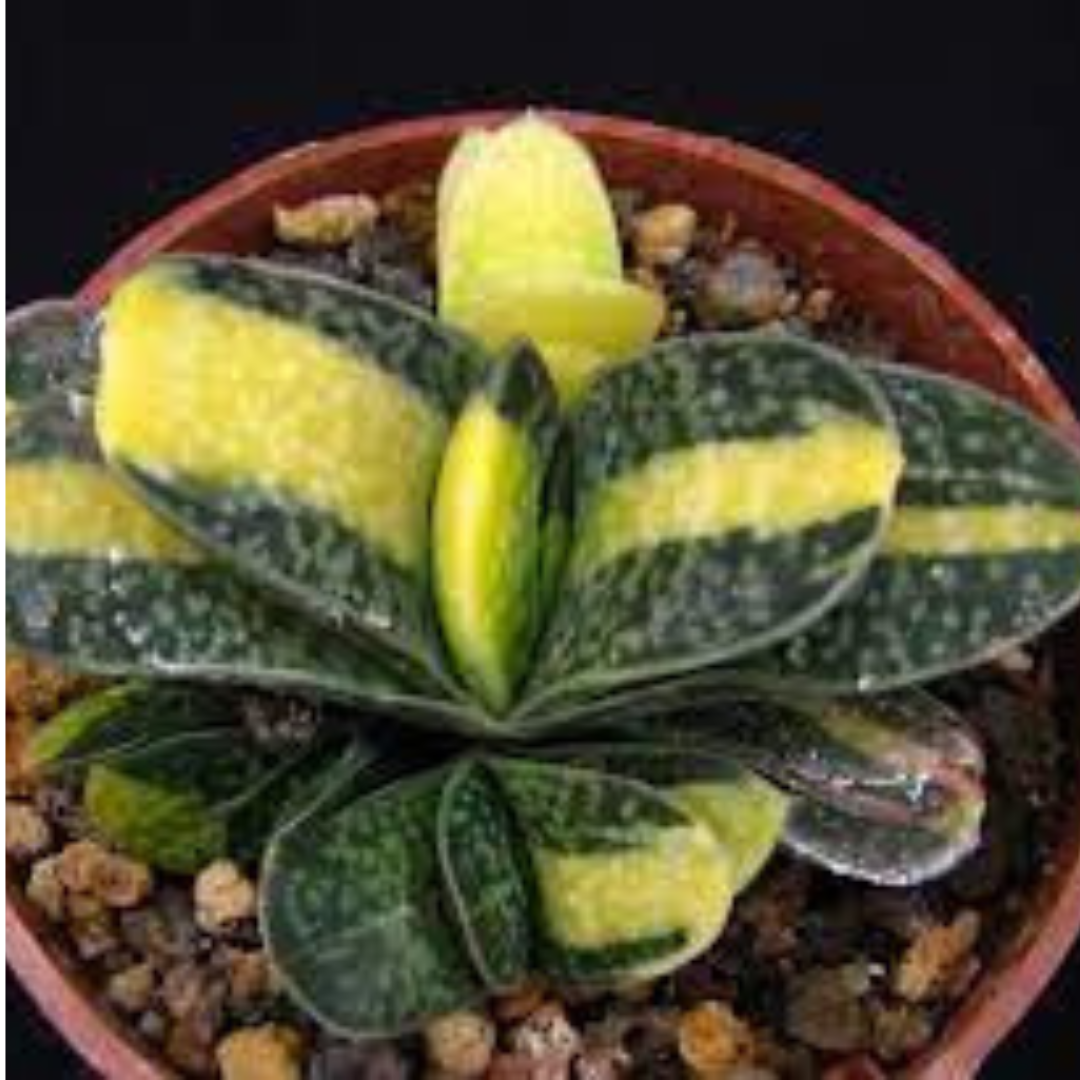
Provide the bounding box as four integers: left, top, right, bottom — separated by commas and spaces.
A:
522, 331, 903, 716
7, 388, 483, 728
224, 734, 391, 864
535, 743, 788, 891
6, 299, 96, 406
490, 756, 733, 983
437, 759, 534, 989
767, 361, 1080, 690
267, 736, 391, 837
96, 255, 487, 692
262, 768, 482, 1037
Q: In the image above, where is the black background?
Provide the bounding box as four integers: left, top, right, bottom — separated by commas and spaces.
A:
8, 1, 1080, 1075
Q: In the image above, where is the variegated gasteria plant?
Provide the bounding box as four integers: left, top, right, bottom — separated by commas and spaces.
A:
8, 115, 1080, 1037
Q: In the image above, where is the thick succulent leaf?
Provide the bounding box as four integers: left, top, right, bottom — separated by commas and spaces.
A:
6, 389, 483, 727
434, 343, 560, 713
672, 780, 788, 891
437, 759, 534, 989
86, 762, 227, 873
30, 683, 231, 772
261, 768, 482, 1037
437, 115, 662, 399
95, 254, 486, 689
768, 361, 1080, 690
522, 332, 903, 715
267, 736, 391, 836
454, 275, 666, 403
224, 734, 392, 863
636, 686, 983, 823
31, 682, 362, 867
438, 113, 621, 320
6, 299, 96, 407
490, 756, 733, 983
84, 728, 279, 872
560, 685, 985, 884
535, 744, 787, 892
783, 793, 985, 887
538, 430, 575, 619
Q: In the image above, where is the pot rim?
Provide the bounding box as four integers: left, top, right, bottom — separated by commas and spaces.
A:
8, 108, 1080, 1080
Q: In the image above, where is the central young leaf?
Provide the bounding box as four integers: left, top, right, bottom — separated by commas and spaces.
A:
433, 343, 560, 712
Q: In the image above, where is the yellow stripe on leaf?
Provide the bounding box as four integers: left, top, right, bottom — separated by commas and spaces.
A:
573, 418, 903, 575
97, 268, 446, 572
433, 400, 536, 712
884, 505, 1080, 557
7, 461, 199, 562
533, 823, 732, 975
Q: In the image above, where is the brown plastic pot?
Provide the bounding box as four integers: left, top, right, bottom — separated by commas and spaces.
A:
8, 110, 1080, 1079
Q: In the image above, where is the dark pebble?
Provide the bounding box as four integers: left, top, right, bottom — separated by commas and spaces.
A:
33, 777, 89, 838
868, 1000, 935, 1063
160, 961, 227, 1045
861, 888, 936, 942
165, 1019, 217, 1076
800, 895, 868, 966
671, 955, 737, 1006
693, 248, 787, 329
137, 1009, 168, 1045
785, 965, 871, 1054
623, 1012, 682, 1080
347, 225, 434, 309
381, 181, 436, 247
120, 889, 201, 963
308, 1038, 417, 1080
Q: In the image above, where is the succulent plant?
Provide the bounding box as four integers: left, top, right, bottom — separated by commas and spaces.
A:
9, 116, 1080, 1038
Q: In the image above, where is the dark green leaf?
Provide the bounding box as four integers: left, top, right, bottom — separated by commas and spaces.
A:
523, 331, 902, 712
767, 361, 1080, 690
6, 300, 96, 406
783, 790, 984, 886
490, 756, 685, 852
490, 756, 733, 982
437, 759, 534, 989
268, 736, 391, 837
6, 388, 486, 729
261, 768, 482, 1037
97, 255, 487, 691
221, 731, 390, 862
30, 683, 231, 772
84, 728, 275, 872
